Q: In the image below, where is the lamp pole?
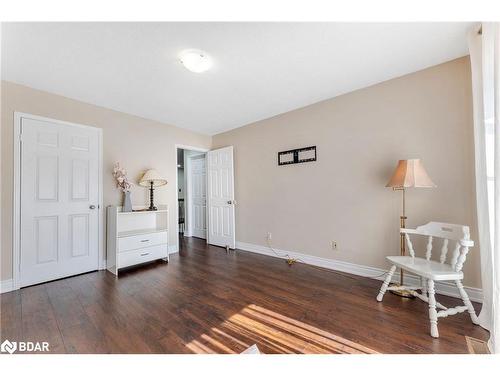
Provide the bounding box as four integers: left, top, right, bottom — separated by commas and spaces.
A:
400, 187, 406, 286
390, 187, 414, 298
149, 181, 157, 211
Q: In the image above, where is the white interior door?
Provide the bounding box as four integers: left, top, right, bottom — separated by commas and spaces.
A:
20, 117, 100, 287
207, 146, 235, 248
190, 155, 207, 239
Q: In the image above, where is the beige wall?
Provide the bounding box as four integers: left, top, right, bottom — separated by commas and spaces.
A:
213, 56, 481, 288
1, 81, 212, 281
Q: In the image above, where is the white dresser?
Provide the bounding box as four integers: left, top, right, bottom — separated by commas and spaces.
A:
106, 205, 169, 275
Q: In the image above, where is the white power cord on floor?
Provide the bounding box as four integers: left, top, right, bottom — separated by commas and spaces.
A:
265, 237, 301, 265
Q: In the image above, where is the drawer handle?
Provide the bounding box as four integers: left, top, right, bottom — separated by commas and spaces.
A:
140, 239, 150, 243
140, 252, 150, 256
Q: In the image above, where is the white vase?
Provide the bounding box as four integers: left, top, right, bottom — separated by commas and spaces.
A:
123, 191, 132, 212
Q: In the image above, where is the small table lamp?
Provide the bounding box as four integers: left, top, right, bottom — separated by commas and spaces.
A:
386, 159, 436, 297
139, 169, 167, 211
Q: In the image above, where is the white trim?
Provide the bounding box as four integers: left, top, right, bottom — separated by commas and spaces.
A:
1, 279, 14, 294
98, 122, 105, 270
169, 244, 179, 254
12, 112, 104, 290
236, 241, 484, 303
175, 144, 210, 153
174, 144, 209, 252
184, 152, 193, 237
13, 113, 21, 290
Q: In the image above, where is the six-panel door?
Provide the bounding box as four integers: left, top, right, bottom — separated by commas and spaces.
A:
20, 117, 100, 287
191, 155, 207, 239
207, 146, 235, 249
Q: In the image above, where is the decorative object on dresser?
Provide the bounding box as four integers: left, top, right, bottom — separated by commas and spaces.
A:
139, 169, 168, 211
376, 222, 479, 338
112, 162, 133, 212
106, 205, 169, 275
385, 159, 436, 297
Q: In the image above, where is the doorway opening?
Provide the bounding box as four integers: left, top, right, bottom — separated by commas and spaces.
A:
176, 147, 208, 246
175, 144, 236, 253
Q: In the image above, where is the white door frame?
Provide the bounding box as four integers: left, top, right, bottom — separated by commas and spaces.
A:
12, 112, 104, 290
174, 144, 209, 252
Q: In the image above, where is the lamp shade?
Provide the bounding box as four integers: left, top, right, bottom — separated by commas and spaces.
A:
386, 159, 436, 188
139, 169, 168, 187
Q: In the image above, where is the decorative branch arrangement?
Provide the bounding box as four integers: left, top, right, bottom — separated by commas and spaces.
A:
112, 162, 132, 192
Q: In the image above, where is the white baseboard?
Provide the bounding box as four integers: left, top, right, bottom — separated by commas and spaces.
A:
169, 244, 179, 254
236, 241, 483, 303
0, 279, 14, 294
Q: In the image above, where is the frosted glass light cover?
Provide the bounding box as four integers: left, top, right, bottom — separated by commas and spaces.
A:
179, 50, 213, 73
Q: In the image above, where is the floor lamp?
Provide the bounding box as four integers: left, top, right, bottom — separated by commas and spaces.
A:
386, 159, 436, 297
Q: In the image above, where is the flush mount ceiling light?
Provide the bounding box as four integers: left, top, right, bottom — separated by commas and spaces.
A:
179, 49, 213, 73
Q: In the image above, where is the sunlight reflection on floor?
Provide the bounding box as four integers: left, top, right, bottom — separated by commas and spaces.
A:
186, 304, 378, 354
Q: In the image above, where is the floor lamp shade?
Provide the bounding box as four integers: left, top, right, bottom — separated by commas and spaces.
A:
139, 169, 167, 210
386, 159, 436, 188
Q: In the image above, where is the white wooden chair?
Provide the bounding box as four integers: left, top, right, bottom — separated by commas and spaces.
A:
376, 222, 479, 338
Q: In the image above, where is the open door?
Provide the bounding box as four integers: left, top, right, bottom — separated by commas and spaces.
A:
207, 146, 235, 249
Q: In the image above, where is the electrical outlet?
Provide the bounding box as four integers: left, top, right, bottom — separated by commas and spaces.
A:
331, 241, 337, 250
267, 232, 272, 241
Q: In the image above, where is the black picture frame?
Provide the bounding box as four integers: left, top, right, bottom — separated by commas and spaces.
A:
278, 146, 317, 166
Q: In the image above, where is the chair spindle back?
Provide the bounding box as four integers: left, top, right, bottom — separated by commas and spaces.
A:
400, 222, 473, 272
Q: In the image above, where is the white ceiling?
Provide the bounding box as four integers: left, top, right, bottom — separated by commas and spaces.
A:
2, 22, 473, 135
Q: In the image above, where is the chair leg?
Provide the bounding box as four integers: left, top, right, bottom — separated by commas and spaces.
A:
456, 280, 479, 325
427, 279, 439, 338
420, 276, 427, 297
377, 265, 396, 302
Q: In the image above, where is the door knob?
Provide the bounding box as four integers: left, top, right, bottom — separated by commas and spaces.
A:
227, 200, 232, 205
89, 205, 96, 210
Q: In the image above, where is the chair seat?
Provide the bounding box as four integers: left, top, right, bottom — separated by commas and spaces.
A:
386, 256, 464, 281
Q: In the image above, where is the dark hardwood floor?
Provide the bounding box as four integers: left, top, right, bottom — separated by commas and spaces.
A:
0, 236, 489, 354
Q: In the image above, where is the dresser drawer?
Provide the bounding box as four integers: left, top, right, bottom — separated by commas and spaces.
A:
117, 244, 168, 269
117, 231, 168, 253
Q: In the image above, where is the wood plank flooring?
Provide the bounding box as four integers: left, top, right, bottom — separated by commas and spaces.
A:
0, 236, 489, 354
